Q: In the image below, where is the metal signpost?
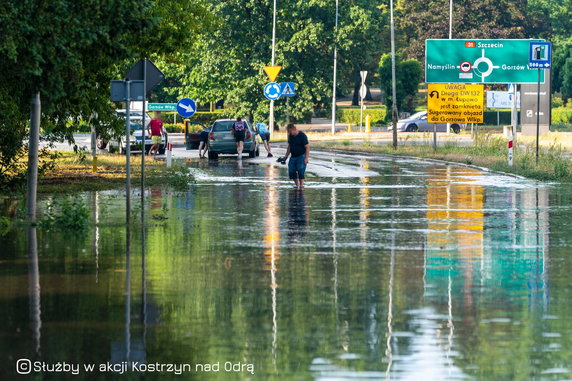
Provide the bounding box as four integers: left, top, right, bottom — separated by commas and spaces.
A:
528, 41, 552, 165
125, 59, 164, 211
110, 79, 144, 219
426, 39, 545, 84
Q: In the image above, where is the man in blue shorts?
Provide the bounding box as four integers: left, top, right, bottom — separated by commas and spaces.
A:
283, 124, 309, 189
256, 122, 273, 157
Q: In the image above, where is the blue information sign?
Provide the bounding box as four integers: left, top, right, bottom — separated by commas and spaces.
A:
177, 98, 196, 118
529, 42, 552, 69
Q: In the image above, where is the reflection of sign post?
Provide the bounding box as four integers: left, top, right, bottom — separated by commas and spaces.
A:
427, 84, 484, 123
426, 39, 545, 83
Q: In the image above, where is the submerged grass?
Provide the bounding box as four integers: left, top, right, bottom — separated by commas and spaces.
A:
315, 134, 572, 183
38, 152, 193, 193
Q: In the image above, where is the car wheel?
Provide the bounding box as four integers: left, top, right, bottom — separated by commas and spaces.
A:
255, 148, 260, 157
451, 124, 461, 134
248, 150, 255, 158
208, 150, 218, 160
158, 145, 166, 155
405, 124, 418, 132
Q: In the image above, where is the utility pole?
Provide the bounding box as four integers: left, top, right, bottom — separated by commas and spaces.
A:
270, 0, 278, 131
26, 93, 41, 221
390, 0, 398, 148
141, 58, 146, 213
331, 0, 339, 135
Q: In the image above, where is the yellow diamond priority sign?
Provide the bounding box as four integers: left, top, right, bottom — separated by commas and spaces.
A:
427, 84, 484, 124
264, 66, 282, 82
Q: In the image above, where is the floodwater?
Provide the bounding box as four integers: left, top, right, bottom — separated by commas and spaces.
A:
2, 150, 572, 380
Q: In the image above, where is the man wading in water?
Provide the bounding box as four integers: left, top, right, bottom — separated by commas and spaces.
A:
280, 124, 309, 189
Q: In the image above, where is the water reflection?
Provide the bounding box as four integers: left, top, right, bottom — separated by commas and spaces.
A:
263, 165, 280, 364
27, 226, 41, 356
286, 189, 309, 243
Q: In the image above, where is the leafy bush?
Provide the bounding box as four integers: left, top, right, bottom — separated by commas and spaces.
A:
336, 106, 387, 126
164, 123, 184, 133
188, 110, 231, 126
552, 107, 572, 124
483, 110, 520, 125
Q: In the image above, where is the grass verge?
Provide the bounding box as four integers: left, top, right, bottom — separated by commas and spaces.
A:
38, 152, 193, 193
314, 134, 572, 183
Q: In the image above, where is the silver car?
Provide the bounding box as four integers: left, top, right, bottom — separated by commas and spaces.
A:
389, 111, 465, 134
207, 119, 259, 159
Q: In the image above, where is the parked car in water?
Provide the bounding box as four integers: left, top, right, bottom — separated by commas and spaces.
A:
98, 110, 168, 154
207, 119, 259, 159
388, 111, 465, 134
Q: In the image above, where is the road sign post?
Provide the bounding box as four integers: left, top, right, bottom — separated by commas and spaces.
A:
528, 41, 552, 165
264, 66, 282, 131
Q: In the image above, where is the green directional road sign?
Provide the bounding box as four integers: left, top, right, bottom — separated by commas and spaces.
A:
148, 103, 176, 111
426, 39, 545, 84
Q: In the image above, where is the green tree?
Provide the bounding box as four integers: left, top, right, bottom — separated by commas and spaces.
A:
0, 0, 208, 187
161, 0, 386, 124
396, 0, 527, 62
378, 54, 422, 112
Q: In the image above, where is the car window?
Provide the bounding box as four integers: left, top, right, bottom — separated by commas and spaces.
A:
410, 111, 426, 119
212, 121, 235, 131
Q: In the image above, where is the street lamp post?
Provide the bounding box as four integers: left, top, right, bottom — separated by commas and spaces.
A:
270, 0, 278, 131
390, 0, 398, 148
331, 0, 339, 135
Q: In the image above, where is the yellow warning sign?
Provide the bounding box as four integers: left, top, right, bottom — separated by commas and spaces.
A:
264, 66, 282, 82
427, 84, 484, 124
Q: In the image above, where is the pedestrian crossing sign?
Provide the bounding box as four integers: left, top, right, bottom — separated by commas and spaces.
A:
280, 82, 295, 97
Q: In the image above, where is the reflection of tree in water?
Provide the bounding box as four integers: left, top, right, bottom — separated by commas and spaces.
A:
287, 189, 309, 243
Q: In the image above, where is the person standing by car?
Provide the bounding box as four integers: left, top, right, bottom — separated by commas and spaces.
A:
256, 122, 273, 157
282, 124, 309, 189
147, 112, 164, 159
231, 117, 246, 159
198, 126, 210, 159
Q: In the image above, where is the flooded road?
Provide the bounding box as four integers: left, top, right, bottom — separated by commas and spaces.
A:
2, 150, 572, 380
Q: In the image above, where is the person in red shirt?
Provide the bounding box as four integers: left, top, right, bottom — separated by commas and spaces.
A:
147, 112, 164, 158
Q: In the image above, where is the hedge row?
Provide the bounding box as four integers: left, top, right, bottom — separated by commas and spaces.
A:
553, 108, 572, 124
336, 106, 387, 125
483, 110, 520, 125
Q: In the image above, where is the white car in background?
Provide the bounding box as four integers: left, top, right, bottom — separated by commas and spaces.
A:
388, 111, 465, 134
98, 110, 168, 154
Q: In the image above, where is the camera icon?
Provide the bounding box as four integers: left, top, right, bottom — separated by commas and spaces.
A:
16, 359, 32, 375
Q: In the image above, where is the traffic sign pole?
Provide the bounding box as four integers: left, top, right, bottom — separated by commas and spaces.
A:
125, 81, 131, 222
536, 68, 540, 165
